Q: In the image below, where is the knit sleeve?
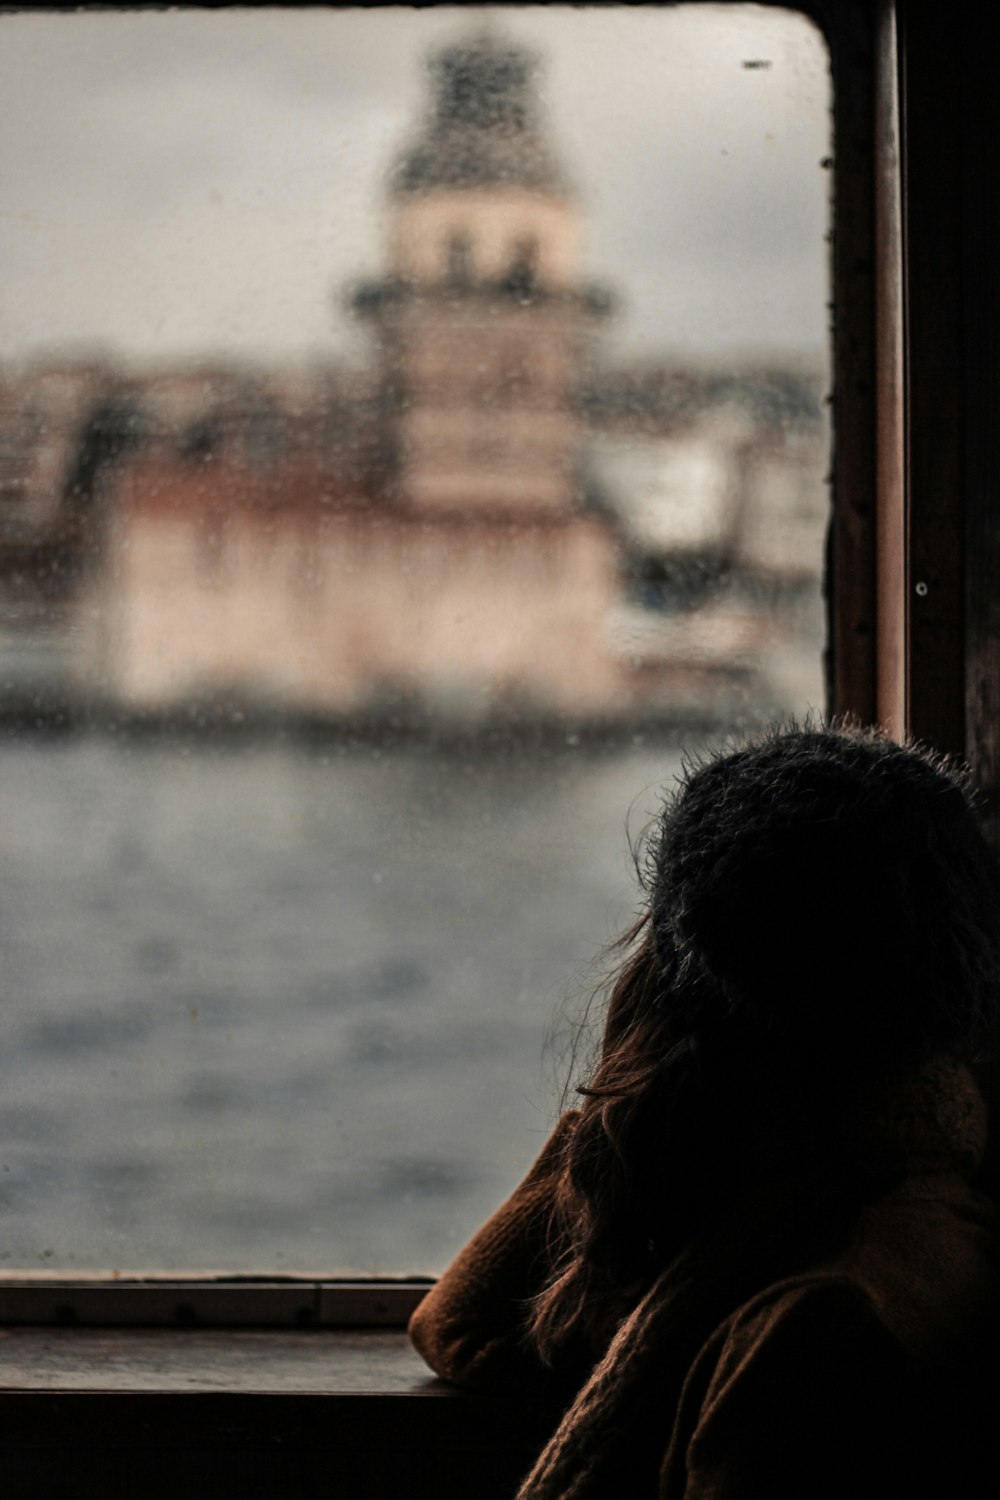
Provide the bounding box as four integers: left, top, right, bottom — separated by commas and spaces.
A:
408, 1111, 579, 1391
673, 1279, 950, 1500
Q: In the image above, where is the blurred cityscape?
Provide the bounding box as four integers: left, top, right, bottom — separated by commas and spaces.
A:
0, 30, 828, 735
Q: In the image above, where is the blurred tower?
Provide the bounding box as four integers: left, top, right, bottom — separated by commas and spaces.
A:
353, 31, 611, 512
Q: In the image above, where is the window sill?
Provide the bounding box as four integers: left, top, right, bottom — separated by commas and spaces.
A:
0, 1324, 434, 1393
0, 1326, 545, 1500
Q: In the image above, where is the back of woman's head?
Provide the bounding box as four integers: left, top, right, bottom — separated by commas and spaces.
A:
529, 725, 1000, 1361
649, 724, 1000, 1066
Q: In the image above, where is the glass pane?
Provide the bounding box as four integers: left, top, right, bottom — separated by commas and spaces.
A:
0, 5, 831, 1274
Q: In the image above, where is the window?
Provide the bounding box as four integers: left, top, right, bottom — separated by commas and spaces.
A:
445, 232, 473, 283
0, 5, 833, 1283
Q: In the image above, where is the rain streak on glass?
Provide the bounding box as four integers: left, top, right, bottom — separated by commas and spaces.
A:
0, 7, 831, 1273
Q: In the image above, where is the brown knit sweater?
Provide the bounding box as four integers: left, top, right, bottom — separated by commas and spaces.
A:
409, 1060, 998, 1498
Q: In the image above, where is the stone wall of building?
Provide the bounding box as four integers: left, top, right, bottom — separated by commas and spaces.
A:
79, 459, 626, 718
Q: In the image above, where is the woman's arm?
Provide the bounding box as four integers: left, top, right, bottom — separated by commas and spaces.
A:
408, 1111, 579, 1391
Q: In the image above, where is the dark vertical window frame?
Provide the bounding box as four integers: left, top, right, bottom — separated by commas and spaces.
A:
894, 0, 966, 757
876, 0, 1000, 791
798, 0, 998, 774
0, 0, 877, 1328
957, 7, 1000, 844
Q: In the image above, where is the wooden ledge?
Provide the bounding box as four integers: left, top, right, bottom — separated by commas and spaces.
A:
0, 1326, 436, 1394
0, 1328, 549, 1499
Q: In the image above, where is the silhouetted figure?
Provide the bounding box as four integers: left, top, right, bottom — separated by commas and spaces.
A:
411, 724, 1000, 1498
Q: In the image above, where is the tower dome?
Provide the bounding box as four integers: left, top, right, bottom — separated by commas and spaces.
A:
392, 35, 571, 197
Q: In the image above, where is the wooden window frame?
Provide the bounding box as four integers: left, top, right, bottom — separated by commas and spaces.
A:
0, 1278, 428, 1329
870, 0, 1000, 858
3, 0, 992, 1332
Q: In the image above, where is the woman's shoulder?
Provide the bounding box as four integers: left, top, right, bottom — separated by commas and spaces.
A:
674, 1271, 995, 1499
715, 1159, 997, 1360
704, 1271, 907, 1380
709, 1215, 995, 1385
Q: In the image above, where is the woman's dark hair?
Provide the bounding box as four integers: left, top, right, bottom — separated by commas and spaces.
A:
529, 725, 1000, 1363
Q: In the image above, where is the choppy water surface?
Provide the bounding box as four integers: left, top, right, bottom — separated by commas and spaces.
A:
0, 732, 687, 1274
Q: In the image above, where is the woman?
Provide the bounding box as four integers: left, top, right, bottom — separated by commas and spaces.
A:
410, 726, 1000, 1498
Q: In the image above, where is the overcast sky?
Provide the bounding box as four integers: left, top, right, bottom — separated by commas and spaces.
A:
0, 5, 831, 371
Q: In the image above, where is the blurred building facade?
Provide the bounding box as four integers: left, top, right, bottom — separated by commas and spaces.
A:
0, 32, 828, 728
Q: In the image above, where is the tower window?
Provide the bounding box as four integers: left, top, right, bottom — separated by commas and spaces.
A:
505, 236, 539, 294
445, 232, 473, 283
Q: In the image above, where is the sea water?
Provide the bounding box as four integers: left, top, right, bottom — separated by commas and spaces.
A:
0, 732, 687, 1275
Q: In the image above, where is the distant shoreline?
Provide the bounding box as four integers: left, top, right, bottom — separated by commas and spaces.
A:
0, 695, 754, 753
